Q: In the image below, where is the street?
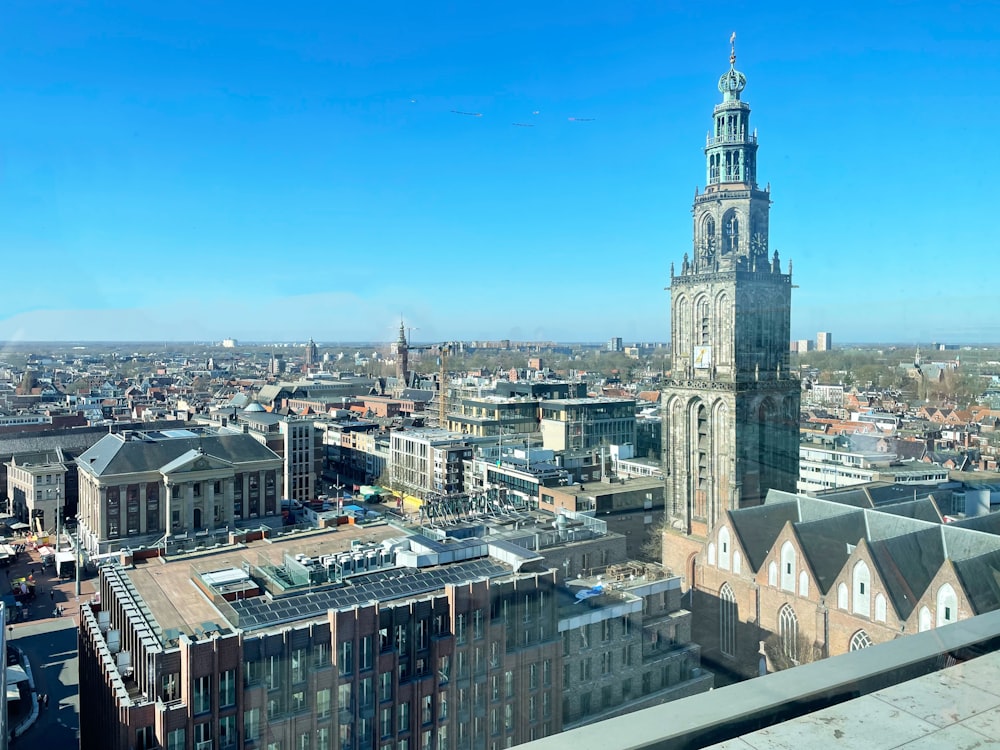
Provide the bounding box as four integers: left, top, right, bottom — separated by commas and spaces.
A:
9, 618, 79, 748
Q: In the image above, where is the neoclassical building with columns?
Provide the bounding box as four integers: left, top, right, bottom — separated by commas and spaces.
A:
77, 427, 283, 554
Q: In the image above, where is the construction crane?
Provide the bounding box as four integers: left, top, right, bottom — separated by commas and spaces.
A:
438, 343, 452, 427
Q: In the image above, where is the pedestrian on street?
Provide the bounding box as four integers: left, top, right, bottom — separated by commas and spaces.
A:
50, 590, 54, 602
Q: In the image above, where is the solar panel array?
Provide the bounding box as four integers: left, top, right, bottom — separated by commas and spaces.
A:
231, 558, 510, 631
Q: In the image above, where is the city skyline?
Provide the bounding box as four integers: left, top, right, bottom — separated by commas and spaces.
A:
2, 3, 999, 344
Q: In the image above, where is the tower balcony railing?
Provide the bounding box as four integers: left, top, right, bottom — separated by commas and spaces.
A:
705, 133, 757, 147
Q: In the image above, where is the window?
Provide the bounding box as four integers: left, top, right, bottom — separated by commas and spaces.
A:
297, 731, 311, 750
338, 640, 353, 674
437, 655, 449, 683
193, 675, 212, 714
919, 606, 932, 632
360, 677, 373, 709
220, 716, 237, 750
316, 727, 331, 750
874, 593, 887, 623
266, 654, 281, 690
778, 604, 798, 663
421, 694, 432, 725
780, 541, 795, 592
473, 608, 484, 640
338, 683, 352, 712
850, 630, 873, 651
504, 671, 514, 699
291, 648, 307, 683
718, 526, 731, 570
220, 669, 236, 708
767, 561, 777, 587
852, 560, 871, 618
438, 691, 448, 721
720, 583, 737, 657
360, 635, 373, 670
529, 663, 539, 689
381, 707, 393, 738
194, 722, 213, 749
601, 651, 612, 675
837, 582, 848, 610
542, 659, 551, 687
380, 672, 393, 702
317, 687, 332, 718
399, 701, 410, 733
937, 583, 958, 626
798, 570, 809, 597
167, 729, 185, 750
244, 708, 261, 742
455, 613, 466, 645
601, 619, 611, 642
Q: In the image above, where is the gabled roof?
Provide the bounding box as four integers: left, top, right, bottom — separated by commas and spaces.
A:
868, 527, 945, 619
728, 496, 801, 571
78, 432, 280, 477
952, 551, 1000, 614
793, 511, 867, 594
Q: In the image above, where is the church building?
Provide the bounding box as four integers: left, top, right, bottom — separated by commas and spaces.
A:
662, 38, 800, 579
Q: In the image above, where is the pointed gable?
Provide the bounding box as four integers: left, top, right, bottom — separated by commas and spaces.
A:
867, 526, 945, 620
728, 496, 801, 572
793, 510, 867, 594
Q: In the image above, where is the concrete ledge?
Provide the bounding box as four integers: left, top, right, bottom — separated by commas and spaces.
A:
521, 609, 1000, 750
10, 648, 38, 738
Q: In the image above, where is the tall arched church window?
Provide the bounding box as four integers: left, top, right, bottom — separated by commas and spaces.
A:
697, 298, 711, 345
720, 583, 737, 657
849, 630, 872, 651
798, 570, 809, 597
852, 560, 871, 618
837, 582, 848, 610
707, 542, 716, 566
733, 550, 742, 575
778, 604, 798, 663
718, 526, 731, 571
874, 593, 887, 623
767, 561, 777, 587
780, 541, 795, 592
936, 583, 958, 626
918, 606, 932, 632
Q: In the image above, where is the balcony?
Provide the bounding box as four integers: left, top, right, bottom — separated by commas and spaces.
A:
521, 608, 1000, 749
706, 132, 756, 147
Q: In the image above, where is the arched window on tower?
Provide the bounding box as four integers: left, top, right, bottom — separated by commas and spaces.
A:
720, 583, 737, 657
704, 216, 716, 253
918, 606, 932, 632
697, 297, 711, 345
723, 212, 739, 254
778, 604, 798, 663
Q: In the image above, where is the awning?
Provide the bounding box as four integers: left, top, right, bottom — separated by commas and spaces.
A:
37, 546, 53, 557
9, 523, 29, 530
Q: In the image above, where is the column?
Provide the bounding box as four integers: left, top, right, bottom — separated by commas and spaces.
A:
164, 481, 172, 539
225, 479, 235, 529
185, 483, 195, 530
206, 481, 216, 531
139, 484, 147, 534
99, 487, 107, 543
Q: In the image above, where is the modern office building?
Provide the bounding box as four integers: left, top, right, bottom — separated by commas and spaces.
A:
662, 41, 799, 576
539, 398, 636, 453
816, 331, 832, 351
78, 511, 710, 749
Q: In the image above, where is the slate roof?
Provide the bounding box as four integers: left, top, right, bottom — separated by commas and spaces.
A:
950, 513, 1000, 537
953, 550, 1000, 614
868, 526, 945, 619
78, 431, 281, 477
793, 511, 867, 594
728, 497, 801, 571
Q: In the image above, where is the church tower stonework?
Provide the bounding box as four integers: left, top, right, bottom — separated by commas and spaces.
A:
663, 38, 800, 572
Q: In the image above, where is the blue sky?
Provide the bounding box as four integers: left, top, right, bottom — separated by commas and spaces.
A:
2, 1, 998, 345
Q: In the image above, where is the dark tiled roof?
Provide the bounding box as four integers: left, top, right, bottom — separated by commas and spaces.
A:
793, 511, 867, 594
876, 498, 943, 524
78, 432, 280, 477
869, 527, 945, 619
952, 551, 1000, 615
729, 499, 800, 572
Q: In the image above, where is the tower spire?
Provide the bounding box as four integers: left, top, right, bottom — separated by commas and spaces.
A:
730, 31, 736, 66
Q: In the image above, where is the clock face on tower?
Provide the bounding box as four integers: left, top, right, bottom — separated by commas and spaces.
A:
751, 232, 767, 254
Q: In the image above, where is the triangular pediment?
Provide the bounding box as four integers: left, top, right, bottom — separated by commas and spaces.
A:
159, 449, 234, 476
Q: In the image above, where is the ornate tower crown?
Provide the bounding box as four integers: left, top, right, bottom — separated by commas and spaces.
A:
718, 32, 746, 101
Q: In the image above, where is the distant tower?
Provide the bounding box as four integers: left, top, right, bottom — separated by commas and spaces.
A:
396, 320, 410, 384
662, 35, 800, 539
305, 338, 318, 367
816, 332, 832, 351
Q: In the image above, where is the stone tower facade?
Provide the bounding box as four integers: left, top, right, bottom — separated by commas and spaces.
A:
662, 39, 800, 543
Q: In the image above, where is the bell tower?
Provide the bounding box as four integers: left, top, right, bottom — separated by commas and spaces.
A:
662, 35, 800, 542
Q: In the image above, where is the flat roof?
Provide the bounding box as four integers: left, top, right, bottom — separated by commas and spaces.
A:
126, 524, 399, 637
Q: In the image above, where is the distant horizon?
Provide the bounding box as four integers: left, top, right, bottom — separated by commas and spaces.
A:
3, 3, 999, 343
2, 339, 999, 350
